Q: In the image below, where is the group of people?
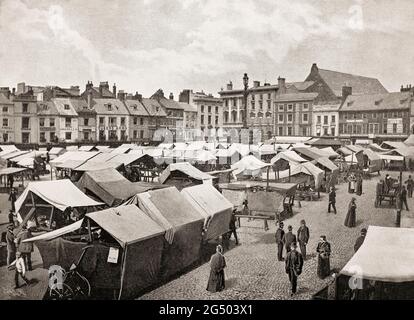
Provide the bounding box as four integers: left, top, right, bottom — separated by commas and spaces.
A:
347, 173, 363, 196
6, 224, 34, 289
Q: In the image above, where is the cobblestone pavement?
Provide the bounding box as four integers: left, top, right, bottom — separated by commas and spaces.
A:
140, 171, 408, 300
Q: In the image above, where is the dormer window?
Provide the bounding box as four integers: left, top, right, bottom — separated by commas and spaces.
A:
400, 99, 407, 104
64, 104, 70, 110
375, 100, 382, 105
347, 101, 353, 106
133, 105, 137, 110
107, 104, 112, 111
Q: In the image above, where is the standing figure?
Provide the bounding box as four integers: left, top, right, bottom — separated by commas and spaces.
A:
344, 197, 357, 228
285, 242, 303, 296
297, 220, 310, 260
282, 225, 297, 256
385, 174, 391, 194
206, 245, 226, 293
328, 187, 337, 214
228, 209, 239, 245
16, 225, 33, 271
348, 174, 356, 194
8, 187, 17, 212
354, 228, 367, 252
10, 252, 30, 289
8, 174, 14, 189
356, 175, 363, 196
400, 185, 409, 211
316, 235, 331, 279
405, 175, 414, 198
275, 222, 285, 261
6, 224, 16, 266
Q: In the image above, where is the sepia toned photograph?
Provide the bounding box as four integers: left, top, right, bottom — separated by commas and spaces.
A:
0, 0, 413, 308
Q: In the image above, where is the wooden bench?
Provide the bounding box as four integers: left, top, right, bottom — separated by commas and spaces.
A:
235, 214, 274, 231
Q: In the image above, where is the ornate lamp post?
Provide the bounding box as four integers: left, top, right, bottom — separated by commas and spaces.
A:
242, 73, 249, 129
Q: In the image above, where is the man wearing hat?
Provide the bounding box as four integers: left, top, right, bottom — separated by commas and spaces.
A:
282, 225, 297, 255
285, 242, 303, 296
316, 235, 331, 279
15, 225, 34, 271
275, 222, 285, 261
354, 228, 367, 252
6, 224, 16, 266
297, 220, 310, 259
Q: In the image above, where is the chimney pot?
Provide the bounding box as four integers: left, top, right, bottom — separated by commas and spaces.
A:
277, 77, 286, 94
253, 81, 260, 88
169, 92, 174, 100
226, 81, 233, 91
113, 83, 117, 97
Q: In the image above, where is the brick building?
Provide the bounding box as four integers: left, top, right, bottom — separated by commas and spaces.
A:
0, 89, 14, 143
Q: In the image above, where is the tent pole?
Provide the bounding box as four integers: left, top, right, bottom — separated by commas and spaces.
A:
118, 245, 128, 300
87, 219, 92, 242
266, 166, 270, 190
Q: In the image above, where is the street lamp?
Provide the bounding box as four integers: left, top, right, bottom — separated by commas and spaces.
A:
242, 73, 249, 129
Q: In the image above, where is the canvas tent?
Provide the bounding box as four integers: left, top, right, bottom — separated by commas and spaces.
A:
337, 226, 414, 299
320, 147, 339, 159
158, 162, 214, 189
77, 168, 165, 206
24, 205, 166, 299
181, 184, 233, 240
48, 147, 65, 160
404, 134, 414, 147
50, 151, 99, 167
362, 149, 382, 173
135, 187, 204, 278
231, 155, 270, 177
15, 179, 103, 227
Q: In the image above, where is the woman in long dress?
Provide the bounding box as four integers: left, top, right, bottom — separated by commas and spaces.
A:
344, 197, 357, 228
348, 174, 356, 194
207, 245, 226, 293
356, 175, 363, 196
316, 235, 331, 279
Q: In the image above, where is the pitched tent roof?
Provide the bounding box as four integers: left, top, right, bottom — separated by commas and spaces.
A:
73, 161, 122, 172
77, 168, 165, 206
292, 147, 325, 161
50, 151, 99, 166
336, 147, 353, 156
363, 148, 381, 161
381, 141, 408, 150
0, 145, 19, 154
158, 162, 214, 184
345, 144, 365, 154
271, 150, 307, 165
266, 162, 324, 189
368, 143, 388, 153
340, 226, 414, 282
404, 134, 414, 146
48, 147, 65, 155
312, 157, 338, 172
86, 205, 165, 247
306, 138, 342, 147
78, 145, 98, 152
231, 155, 270, 176
320, 147, 339, 159
106, 153, 149, 166
15, 179, 103, 214
181, 184, 233, 240
2, 150, 30, 160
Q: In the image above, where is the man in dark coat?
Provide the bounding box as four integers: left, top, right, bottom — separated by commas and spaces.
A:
282, 225, 297, 255
297, 220, 310, 259
228, 209, 239, 245
285, 242, 303, 296
8, 188, 17, 212
354, 228, 367, 252
206, 245, 226, 293
328, 187, 337, 214
316, 235, 331, 279
275, 222, 285, 261
400, 185, 409, 211
405, 175, 414, 198
6, 224, 16, 266
16, 225, 33, 271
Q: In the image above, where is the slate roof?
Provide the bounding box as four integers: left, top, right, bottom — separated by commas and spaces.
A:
340, 92, 412, 112
92, 98, 129, 115
70, 98, 96, 115
318, 68, 388, 97
124, 99, 149, 116
37, 101, 59, 116
0, 93, 13, 104
141, 98, 167, 117
52, 98, 78, 117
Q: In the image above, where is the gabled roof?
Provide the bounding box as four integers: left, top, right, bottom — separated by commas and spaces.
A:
92, 98, 129, 115
141, 98, 167, 116
70, 98, 96, 114
124, 99, 149, 116
318, 68, 388, 96
91, 86, 114, 98
52, 98, 79, 117
158, 97, 183, 110
159, 162, 214, 184
341, 92, 412, 111
37, 101, 59, 116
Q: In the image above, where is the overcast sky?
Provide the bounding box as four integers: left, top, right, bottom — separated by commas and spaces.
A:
0, 0, 413, 97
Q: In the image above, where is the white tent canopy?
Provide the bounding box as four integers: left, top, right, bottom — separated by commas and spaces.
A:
231, 155, 270, 176
15, 179, 103, 214
341, 226, 414, 282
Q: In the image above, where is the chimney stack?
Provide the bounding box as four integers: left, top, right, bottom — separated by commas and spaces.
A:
277, 76, 286, 94
226, 81, 233, 91
342, 85, 352, 100
117, 90, 126, 101
253, 81, 260, 88
169, 92, 174, 100
113, 83, 117, 97
87, 89, 92, 108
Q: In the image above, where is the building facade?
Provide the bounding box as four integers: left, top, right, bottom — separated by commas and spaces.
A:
312, 103, 341, 137
123, 94, 152, 142
13, 89, 39, 144
0, 89, 14, 143
338, 92, 413, 141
